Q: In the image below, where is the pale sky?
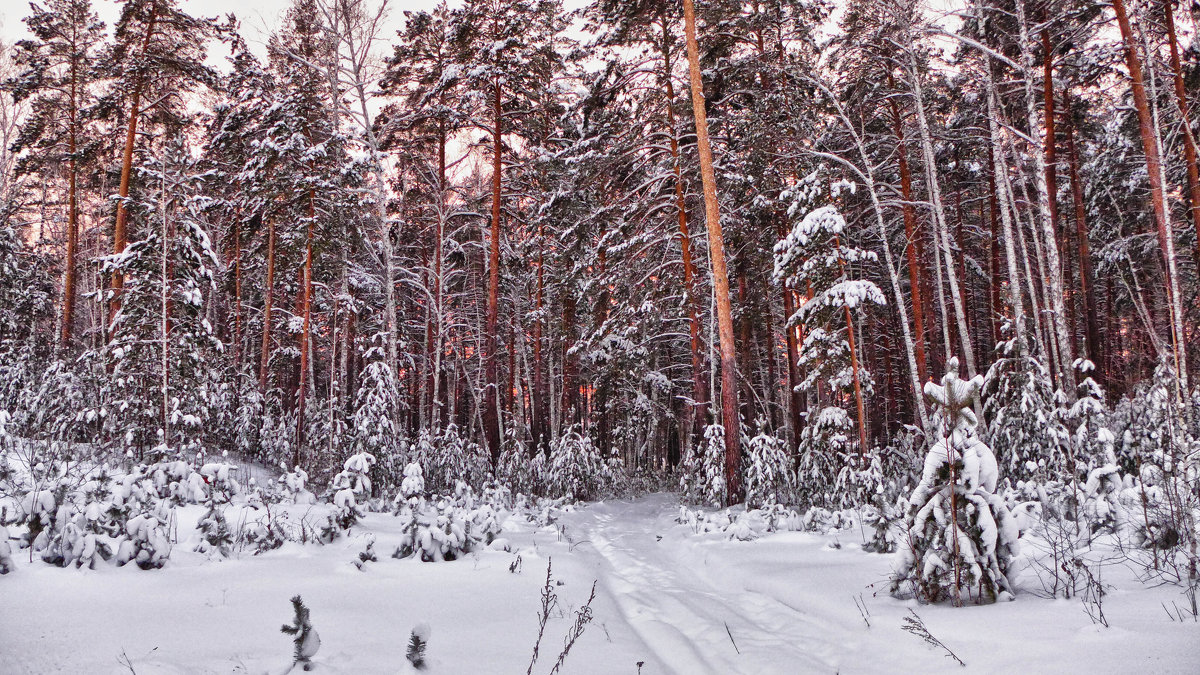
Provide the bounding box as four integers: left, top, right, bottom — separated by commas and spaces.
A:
0, 0, 442, 56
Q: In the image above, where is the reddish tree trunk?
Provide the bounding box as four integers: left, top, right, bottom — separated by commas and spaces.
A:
1163, 0, 1200, 266
1063, 90, 1103, 383
295, 192, 315, 463
110, 2, 159, 325
259, 218, 276, 392
660, 14, 709, 439
683, 0, 741, 503
887, 85, 929, 385
1111, 0, 1188, 382
483, 74, 503, 463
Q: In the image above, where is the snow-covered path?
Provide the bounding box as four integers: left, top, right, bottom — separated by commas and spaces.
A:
562, 495, 854, 675
562, 495, 1200, 675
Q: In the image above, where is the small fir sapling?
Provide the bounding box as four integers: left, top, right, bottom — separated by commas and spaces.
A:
406, 622, 430, 669
892, 358, 1020, 605
195, 461, 239, 557
281, 595, 320, 670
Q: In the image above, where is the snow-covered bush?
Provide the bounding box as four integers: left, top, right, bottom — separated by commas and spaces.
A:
547, 427, 607, 501
743, 425, 794, 509
676, 503, 804, 540
680, 424, 727, 507
278, 465, 316, 505
0, 520, 12, 574
194, 462, 239, 558
115, 500, 173, 570
393, 483, 504, 562
199, 461, 241, 503
324, 452, 375, 539
892, 358, 1020, 605
795, 407, 854, 509
497, 439, 544, 496
982, 331, 1069, 482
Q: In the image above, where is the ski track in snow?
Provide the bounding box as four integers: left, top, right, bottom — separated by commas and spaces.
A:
564, 495, 850, 675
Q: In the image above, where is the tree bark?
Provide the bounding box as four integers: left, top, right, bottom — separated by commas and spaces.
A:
61, 50, 80, 350
1063, 90, 1102, 382
1163, 0, 1200, 267
259, 217, 276, 392
1112, 0, 1189, 392
295, 190, 315, 464
110, 1, 159, 325
484, 73, 504, 463
887, 84, 928, 385
1017, 0, 1074, 388
683, 0, 741, 504
661, 14, 709, 443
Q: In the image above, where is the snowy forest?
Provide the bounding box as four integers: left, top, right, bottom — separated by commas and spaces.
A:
0, 0, 1198, 672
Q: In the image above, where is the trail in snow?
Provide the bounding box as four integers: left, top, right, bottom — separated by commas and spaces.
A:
560, 495, 857, 675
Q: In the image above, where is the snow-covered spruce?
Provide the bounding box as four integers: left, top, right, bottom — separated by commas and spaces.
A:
547, 426, 614, 502
406, 622, 430, 669
743, 424, 794, 509
982, 330, 1069, 483
892, 358, 1020, 605
679, 424, 728, 507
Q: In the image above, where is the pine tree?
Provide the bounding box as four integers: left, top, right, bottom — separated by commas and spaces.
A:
5, 0, 105, 350
892, 358, 1019, 605
774, 202, 884, 469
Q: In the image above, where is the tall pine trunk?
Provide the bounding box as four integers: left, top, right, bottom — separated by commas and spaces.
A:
484, 74, 504, 463
660, 14, 709, 443
1163, 0, 1200, 266
683, 0, 741, 504
110, 2, 159, 326
1112, 0, 1188, 393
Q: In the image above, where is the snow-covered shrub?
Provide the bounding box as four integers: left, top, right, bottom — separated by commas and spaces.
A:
982, 331, 1069, 482
547, 427, 607, 501
115, 500, 173, 569
680, 424, 728, 507
1065, 360, 1111, 475
278, 465, 316, 505
795, 407, 855, 509
199, 461, 241, 503
400, 462, 425, 501
743, 425, 794, 509
194, 462, 238, 558
0, 520, 12, 574
239, 503, 288, 554
498, 439, 544, 496
195, 499, 233, 558
146, 459, 207, 505
325, 452, 374, 537
892, 358, 1020, 605
393, 483, 504, 562
676, 503, 803, 540
862, 494, 907, 554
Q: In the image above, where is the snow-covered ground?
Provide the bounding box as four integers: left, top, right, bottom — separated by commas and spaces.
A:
2, 494, 1198, 674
